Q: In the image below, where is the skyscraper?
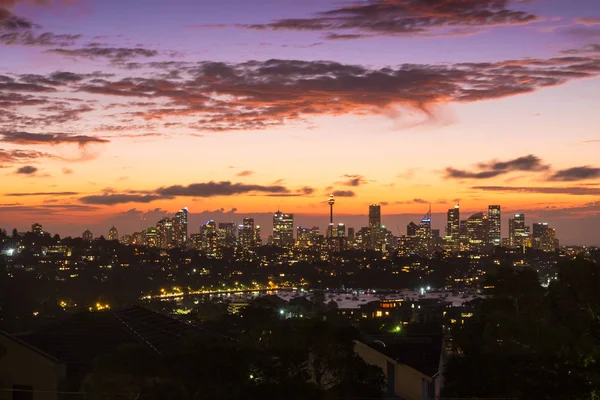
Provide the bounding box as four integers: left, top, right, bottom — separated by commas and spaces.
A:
218, 222, 237, 248
239, 218, 255, 248
31, 223, 43, 235
82, 229, 93, 242
368, 204, 381, 229
487, 205, 501, 246
156, 217, 173, 249
533, 222, 557, 252
368, 204, 382, 250
173, 207, 188, 247
509, 213, 529, 249
273, 210, 294, 247
416, 208, 432, 251
446, 205, 460, 250
108, 226, 119, 241
200, 220, 217, 256
407, 222, 418, 237
466, 212, 487, 251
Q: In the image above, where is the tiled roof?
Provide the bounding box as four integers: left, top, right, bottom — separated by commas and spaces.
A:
361, 334, 444, 377
16, 306, 201, 367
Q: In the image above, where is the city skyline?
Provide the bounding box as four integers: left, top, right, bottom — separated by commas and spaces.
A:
7, 201, 577, 248
1, 0, 599, 243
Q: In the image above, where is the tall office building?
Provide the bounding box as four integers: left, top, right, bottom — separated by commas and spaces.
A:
108, 226, 119, 241
446, 205, 460, 250
156, 217, 173, 249
533, 222, 558, 252
31, 223, 43, 235
273, 210, 294, 247
417, 209, 431, 241
369, 204, 381, 229
200, 220, 217, 256
239, 218, 255, 248
173, 207, 188, 247
82, 229, 93, 242
407, 222, 418, 237
255, 225, 262, 245
217, 222, 237, 248
487, 205, 501, 246
368, 204, 382, 250
347, 227, 355, 241
509, 213, 529, 249
466, 212, 487, 251
143, 227, 158, 247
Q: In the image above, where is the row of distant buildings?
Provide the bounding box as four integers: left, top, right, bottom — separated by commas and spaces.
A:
32, 198, 557, 255
400, 204, 558, 255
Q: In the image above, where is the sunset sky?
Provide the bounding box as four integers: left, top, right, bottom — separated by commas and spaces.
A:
1, 0, 599, 244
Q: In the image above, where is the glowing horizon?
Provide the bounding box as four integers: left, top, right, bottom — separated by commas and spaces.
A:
0, 0, 599, 244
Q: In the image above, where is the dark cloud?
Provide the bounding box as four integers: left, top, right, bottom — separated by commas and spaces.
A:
156, 181, 290, 197
566, 26, 600, 41
561, 44, 600, 55
5, 191, 78, 196
15, 165, 37, 174
332, 190, 356, 197
298, 186, 315, 195
472, 186, 600, 196
62, 167, 73, 174
445, 154, 549, 179
79, 181, 296, 205
0, 131, 109, 147
241, 0, 537, 39
47, 46, 159, 62
413, 198, 428, 204
77, 54, 600, 132
341, 174, 367, 187
0, 14, 34, 30
0, 148, 50, 166
548, 166, 600, 182
236, 170, 254, 177
0, 81, 56, 92
79, 193, 168, 205
0, 31, 81, 46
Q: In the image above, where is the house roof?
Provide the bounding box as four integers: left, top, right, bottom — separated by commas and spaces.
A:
0, 330, 61, 364
15, 306, 202, 367
360, 334, 444, 378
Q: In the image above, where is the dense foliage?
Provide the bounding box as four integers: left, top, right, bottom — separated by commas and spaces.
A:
443, 259, 600, 400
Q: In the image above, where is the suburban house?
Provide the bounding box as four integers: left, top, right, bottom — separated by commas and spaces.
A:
0, 306, 203, 399
355, 334, 446, 400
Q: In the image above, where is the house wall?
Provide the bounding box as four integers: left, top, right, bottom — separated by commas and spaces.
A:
354, 341, 431, 400
394, 364, 428, 400
0, 333, 66, 400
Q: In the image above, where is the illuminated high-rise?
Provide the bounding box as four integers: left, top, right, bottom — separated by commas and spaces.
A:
487, 205, 501, 246
446, 204, 460, 250
533, 222, 558, 252
108, 226, 118, 241
368, 204, 382, 250
143, 227, 158, 247
239, 218, 256, 248
173, 207, 188, 248
416, 208, 432, 253
509, 213, 529, 249
466, 212, 487, 251
217, 222, 237, 248
200, 220, 217, 256
273, 210, 294, 247
156, 218, 173, 249
31, 223, 43, 235
369, 204, 381, 229
82, 229, 93, 242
